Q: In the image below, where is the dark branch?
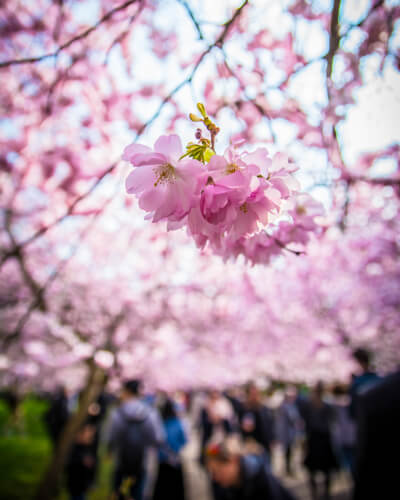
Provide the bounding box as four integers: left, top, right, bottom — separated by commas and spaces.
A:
273, 237, 305, 256
4, 193, 115, 346
104, 0, 145, 64
177, 0, 204, 40
2, 162, 119, 261
3, 210, 46, 310
134, 0, 249, 139
216, 0, 248, 46
326, 0, 342, 79
0, 0, 140, 68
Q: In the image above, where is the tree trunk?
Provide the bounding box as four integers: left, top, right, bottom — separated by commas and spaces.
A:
34, 361, 106, 500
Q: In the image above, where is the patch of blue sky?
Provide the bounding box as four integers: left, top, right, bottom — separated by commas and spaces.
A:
369, 157, 398, 179
390, 19, 400, 51
268, 118, 299, 149
249, 0, 293, 37
0, 119, 20, 140
340, 62, 400, 164
340, 0, 370, 25
70, 0, 100, 25
294, 17, 330, 60
287, 60, 328, 116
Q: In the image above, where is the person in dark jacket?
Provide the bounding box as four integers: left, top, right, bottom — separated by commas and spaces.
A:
45, 385, 69, 445
276, 387, 302, 476
353, 370, 400, 500
200, 390, 236, 500
236, 382, 275, 457
65, 423, 97, 500
107, 379, 165, 500
153, 398, 187, 500
349, 348, 380, 419
205, 436, 297, 500
302, 382, 338, 500
200, 390, 235, 463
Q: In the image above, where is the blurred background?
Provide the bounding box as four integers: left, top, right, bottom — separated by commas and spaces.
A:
0, 0, 399, 499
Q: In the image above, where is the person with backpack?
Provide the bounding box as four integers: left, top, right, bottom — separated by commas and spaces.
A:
107, 379, 165, 500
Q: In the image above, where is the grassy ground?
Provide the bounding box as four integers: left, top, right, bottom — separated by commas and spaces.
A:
0, 435, 51, 500
0, 396, 113, 500
0, 434, 112, 500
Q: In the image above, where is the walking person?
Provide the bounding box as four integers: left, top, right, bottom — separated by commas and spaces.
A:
330, 385, 356, 475
107, 379, 165, 500
152, 398, 187, 500
349, 348, 380, 419
199, 389, 235, 463
303, 382, 338, 500
199, 389, 235, 500
45, 385, 69, 446
235, 382, 275, 459
277, 387, 302, 476
65, 423, 97, 500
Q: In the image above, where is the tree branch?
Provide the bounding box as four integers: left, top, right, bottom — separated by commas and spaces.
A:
0, 0, 140, 69
326, 0, 342, 80
134, 0, 249, 139
273, 236, 305, 256
4, 193, 115, 346
177, 0, 204, 40
0, 162, 119, 265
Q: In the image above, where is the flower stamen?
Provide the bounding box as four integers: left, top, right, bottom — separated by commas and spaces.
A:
154, 163, 175, 187
226, 163, 239, 174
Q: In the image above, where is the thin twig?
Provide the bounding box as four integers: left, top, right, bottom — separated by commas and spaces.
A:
177, 0, 204, 40
326, 0, 342, 79
0, 0, 140, 68
222, 56, 277, 143
273, 236, 305, 256
104, 0, 145, 64
1, 162, 119, 262
4, 193, 115, 346
134, 0, 249, 139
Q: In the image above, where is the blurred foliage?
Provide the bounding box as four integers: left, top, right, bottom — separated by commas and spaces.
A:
19, 395, 50, 437
0, 435, 51, 500
0, 400, 12, 434
0, 394, 112, 499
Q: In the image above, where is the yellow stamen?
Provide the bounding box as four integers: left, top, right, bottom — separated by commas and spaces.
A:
226, 163, 239, 174
154, 163, 175, 187
296, 205, 306, 215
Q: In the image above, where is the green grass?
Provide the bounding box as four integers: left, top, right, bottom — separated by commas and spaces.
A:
0, 435, 51, 500
0, 434, 114, 500
0, 396, 113, 500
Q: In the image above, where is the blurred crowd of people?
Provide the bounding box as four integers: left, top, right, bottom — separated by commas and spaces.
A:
35, 349, 399, 500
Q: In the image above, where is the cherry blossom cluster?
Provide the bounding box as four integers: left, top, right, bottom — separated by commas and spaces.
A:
123, 104, 324, 264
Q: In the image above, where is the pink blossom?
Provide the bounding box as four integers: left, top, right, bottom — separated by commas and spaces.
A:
228, 180, 280, 239
289, 193, 325, 231
267, 152, 300, 199
244, 232, 281, 265
124, 135, 206, 223
199, 153, 258, 230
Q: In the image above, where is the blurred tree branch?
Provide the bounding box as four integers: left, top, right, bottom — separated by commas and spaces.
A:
0, 0, 141, 68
